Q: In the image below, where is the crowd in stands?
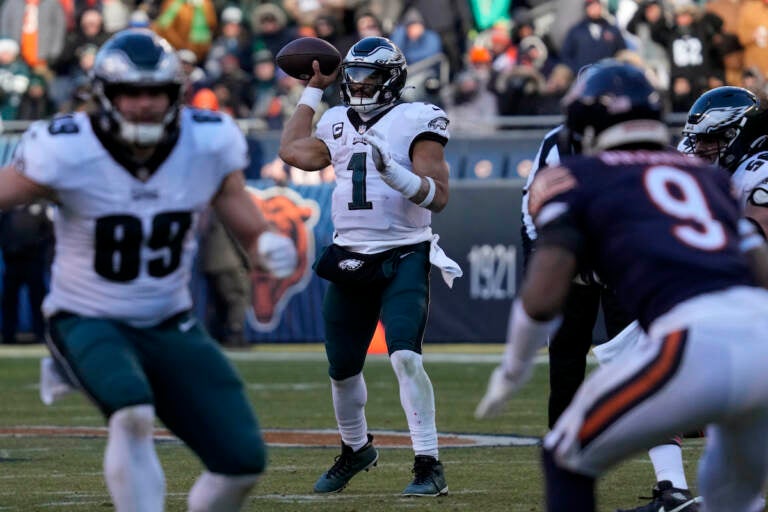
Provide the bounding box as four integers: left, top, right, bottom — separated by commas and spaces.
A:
0, 0, 767, 129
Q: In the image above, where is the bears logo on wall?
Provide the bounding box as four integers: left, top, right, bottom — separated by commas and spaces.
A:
246, 186, 320, 331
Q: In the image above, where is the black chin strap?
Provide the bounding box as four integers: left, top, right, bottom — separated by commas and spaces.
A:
90, 113, 179, 178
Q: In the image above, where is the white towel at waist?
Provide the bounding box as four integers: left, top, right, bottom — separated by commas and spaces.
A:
429, 234, 463, 288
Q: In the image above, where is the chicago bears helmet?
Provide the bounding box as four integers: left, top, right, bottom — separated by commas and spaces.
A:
340, 37, 407, 114
679, 86, 762, 172
562, 62, 667, 154
91, 28, 185, 146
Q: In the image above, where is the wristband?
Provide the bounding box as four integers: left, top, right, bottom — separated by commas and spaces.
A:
297, 87, 323, 111
379, 160, 422, 198
417, 177, 436, 208
501, 299, 561, 375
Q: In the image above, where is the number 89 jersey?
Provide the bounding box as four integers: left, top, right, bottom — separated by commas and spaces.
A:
12, 109, 248, 327
315, 103, 449, 253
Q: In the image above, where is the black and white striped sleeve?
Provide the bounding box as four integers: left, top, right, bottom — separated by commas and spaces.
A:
521, 125, 565, 242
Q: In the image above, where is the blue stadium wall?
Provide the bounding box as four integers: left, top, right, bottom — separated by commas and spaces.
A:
218, 180, 528, 343
1, 131, 614, 344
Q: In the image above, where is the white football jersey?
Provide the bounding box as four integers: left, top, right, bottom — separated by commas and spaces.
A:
730, 150, 768, 209
315, 102, 450, 253
13, 109, 248, 326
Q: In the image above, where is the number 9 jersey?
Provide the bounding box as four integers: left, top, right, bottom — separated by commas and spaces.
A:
315, 102, 449, 254
11, 109, 248, 327
534, 150, 753, 330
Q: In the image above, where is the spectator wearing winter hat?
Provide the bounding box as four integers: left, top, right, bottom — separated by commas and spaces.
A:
17, 74, 55, 120
211, 49, 251, 117
247, 49, 275, 115
625, 0, 672, 91
4, 40, 37, 113
249, 4, 297, 62
178, 49, 207, 104
55, 8, 110, 77
398, 0, 473, 78
389, 8, 443, 66
0, 38, 30, 120
447, 45, 498, 134
205, 5, 252, 81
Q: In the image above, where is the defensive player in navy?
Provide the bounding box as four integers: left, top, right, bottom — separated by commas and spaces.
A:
476, 63, 768, 512
524, 63, 699, 512
279, 36, 461, 496
0, 29, 298, 512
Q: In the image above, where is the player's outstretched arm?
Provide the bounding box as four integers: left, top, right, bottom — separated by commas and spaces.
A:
279, 60, 335, 172
0, 165, 54, 210
212, 170, 297, 278
476, 245, 573, 419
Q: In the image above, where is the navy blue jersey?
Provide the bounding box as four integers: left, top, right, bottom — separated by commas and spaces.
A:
535, 149, 754, 329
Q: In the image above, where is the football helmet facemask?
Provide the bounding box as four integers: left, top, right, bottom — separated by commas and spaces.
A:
680, 86, 761, 172
91, 28, 185, 147
340, 37, 407, 115
562, 63, 667, 154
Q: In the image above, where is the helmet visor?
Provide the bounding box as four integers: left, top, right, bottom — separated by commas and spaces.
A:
343, 65, 388, 98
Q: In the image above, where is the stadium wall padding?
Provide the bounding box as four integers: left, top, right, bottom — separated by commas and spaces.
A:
0, 132, 606, 344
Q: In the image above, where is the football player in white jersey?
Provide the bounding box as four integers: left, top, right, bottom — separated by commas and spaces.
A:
0, 29, 297, 512
679, 86, 768, 239
279, 36, 461, 496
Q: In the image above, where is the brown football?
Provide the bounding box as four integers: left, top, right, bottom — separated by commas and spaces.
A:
275, 37, 342, 80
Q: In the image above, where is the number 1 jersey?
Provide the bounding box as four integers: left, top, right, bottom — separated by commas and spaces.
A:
11, 109, 248, 326
315, 102, 449, 254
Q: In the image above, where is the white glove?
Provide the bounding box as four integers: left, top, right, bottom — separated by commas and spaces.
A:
365, 131, 392, 173
257, 231, 297, 279
364, 131, 421, 198
475, 360, 534, 419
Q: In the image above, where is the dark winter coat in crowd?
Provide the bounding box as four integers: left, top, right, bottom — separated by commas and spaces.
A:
560, 17, 626, 74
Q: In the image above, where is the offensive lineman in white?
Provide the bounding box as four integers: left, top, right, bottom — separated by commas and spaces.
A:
279, 36, 461, 496
0, 29, 297, 512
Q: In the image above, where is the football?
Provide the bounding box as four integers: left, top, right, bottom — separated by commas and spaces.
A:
275, 37, 342, 80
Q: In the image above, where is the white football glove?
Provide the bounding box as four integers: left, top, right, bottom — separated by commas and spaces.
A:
364, 131, 421, 198
475, 360, 534, 419
257, 231, 297, 279
364, 131, 392, 173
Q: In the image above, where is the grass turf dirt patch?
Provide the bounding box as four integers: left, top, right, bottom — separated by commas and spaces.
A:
0, 351, 706, 511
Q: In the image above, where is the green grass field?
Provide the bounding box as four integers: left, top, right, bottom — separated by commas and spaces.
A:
0, 345, 705, 511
